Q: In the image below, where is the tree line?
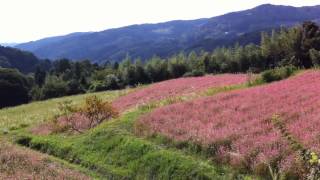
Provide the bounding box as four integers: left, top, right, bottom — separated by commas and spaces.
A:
1, 21, 319, 108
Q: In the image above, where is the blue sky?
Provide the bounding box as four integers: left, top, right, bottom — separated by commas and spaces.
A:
0, 0, 319, 43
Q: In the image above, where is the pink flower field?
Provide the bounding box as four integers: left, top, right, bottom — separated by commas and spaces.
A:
112, 74, 247, 111
138, 71, 320, 172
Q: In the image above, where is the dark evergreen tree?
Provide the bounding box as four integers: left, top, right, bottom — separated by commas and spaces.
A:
34, 66, 46, 87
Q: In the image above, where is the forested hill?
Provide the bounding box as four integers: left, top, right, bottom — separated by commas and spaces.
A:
16, 4, 320, 63
0, 46, 49, 73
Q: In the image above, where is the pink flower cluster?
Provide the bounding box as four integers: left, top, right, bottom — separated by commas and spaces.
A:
139, 71, 320, 171
113, 74, 247, 111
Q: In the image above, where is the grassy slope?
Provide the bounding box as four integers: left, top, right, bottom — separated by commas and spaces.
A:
0, 89, 130, 131
4, 83, 256, 179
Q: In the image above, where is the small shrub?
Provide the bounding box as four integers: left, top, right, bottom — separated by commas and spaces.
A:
53, 100, 79, 133
79, 95, 119, 129
40, 96, 119, 134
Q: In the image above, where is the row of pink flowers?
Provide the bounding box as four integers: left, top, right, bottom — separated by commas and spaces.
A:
139, 71, 320, 172
113, 74, 247, 111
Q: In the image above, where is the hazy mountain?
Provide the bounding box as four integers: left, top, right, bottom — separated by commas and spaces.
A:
17, 32, 92, 52
16, 4, 320, 63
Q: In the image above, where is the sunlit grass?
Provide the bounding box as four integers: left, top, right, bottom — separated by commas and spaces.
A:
0, 89, 131, 130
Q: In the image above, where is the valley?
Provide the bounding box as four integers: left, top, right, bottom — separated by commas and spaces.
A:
1, 2, 320, 179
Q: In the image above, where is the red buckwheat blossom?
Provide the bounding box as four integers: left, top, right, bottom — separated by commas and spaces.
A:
113, 74, 247, 111
139, 70, 320, 173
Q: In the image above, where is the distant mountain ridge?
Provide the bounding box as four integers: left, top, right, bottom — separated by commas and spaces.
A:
16, 4, 320, 63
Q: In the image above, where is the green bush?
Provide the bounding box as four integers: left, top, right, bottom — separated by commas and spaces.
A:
261, 65, 298, 83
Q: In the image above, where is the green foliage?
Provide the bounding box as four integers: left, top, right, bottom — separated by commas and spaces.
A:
41, 76, 69, 100
52, 59, 72, 74
29, 86, 42, 101
145, 56, 170, 82
0, 46, 44, 73
88, 81, 107, 92
168, 55, 188, 78
261, 22, 320, 68
104, 74, 121, 90
66, 79, 85, 95
261, 65, 298, 83
0, 68, 31, 108
309, 49, 320, 66
79, 95, 119, 130
183, 70, 205, 77
34, 67, 46, 87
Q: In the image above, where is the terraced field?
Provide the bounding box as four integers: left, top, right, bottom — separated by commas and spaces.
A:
139, 70, 320, 175
1, 74, 250, 179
